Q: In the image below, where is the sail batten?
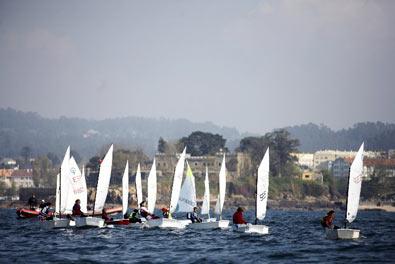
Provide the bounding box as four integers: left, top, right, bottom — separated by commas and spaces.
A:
177, 162, 197, 213
122, 161, 129, 215
147, 159, 157, 214
94, 145, 114, 212
169, 148, 186, 213
346, 143, 364, 224
256, 148, 269, 220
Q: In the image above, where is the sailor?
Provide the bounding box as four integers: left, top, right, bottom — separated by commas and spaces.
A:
28, 194, 38, 210
233, 207, 247, 224
161, 208, 170, 218
39, 201, 52, 220
321, 210, 338, 229
139, 201, 159, 219
129, 209, 142, 223
72, 199, 85, 216
186, 207, 202, 223
101, 209, 113, 223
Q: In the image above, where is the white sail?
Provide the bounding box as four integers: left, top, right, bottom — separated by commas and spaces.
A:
169, 148, 186, 213
346, 143, 364, 224
147, 159, 157, 214
122, 161, 129, 215
201, 166, 210, 215
68, 156, 86, 212
80, 165, 87, 213
177, 162, 197, 213
135, 163, 143, 208
215, 154, 226, 215
256, 148, 269, 220
94, 145, 113, 212
55, 173, 60, 214
60, 146, 71, 213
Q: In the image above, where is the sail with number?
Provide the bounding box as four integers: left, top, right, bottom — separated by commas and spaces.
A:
68, 156, 86, 212
201, 166, 210, 215
94, 145, 113, 212
169, 148, 186, 213
135, 163, 142, 208
147, 159, 157, 214
177, 162, 197, 213
215, 154, 226, 216
256, 148, 269, 221
122, 161, 129, 215
60, 146, 71, 213
346, 143, 364, 224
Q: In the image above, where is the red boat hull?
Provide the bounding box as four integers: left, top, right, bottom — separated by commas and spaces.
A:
106, 219, 130, 225
16, 208, 39, 219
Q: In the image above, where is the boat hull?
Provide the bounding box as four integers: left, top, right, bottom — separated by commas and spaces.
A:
43, 218, 74, 229
75, 217, 105, 228
325, 228, 360, 240
106, 219, 130, 225
146, 218, 188, 229
16, 208, 39, 219
188, 219, 229, 230
233, 224, 269, 235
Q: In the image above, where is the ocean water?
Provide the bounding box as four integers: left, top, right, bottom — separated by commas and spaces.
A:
1, 208, 394, 263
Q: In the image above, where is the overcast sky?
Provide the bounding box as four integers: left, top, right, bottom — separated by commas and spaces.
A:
0, 0, 394, 133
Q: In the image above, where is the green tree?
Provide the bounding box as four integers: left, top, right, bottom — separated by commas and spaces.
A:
158, 137, 168, 153
178, 131, 226, 156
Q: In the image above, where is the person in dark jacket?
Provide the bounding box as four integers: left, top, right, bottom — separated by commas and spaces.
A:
129, 209, 142, 223
187, 207, 202, 223
72, 199, 85, 216
233, 207, 247, 224
102, 209, 113, 222
28, 194, 38, 210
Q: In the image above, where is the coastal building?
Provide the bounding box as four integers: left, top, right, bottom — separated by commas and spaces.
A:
291, 153, 314, 169
300, 170, 323, 184
363, 158, 395, 180
0, 158, 18, 169
0, 169, 14, 187
331, 158, 350, 178
313, 149, 380, 169
10, 169, 35, 188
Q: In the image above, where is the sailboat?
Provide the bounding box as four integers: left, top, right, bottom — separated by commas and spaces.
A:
326, 142, 364, 240
176, 162, 197, 223
189, 155, 229, 229
106, 161, 130, 225
233, 148, 270, 234
146, 148, 188, 229
75, 144, 114, 228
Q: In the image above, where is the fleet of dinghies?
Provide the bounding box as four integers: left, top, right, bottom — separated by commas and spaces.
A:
18, 142, 366, 239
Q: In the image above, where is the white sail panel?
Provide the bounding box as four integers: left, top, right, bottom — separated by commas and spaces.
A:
60, 146, 71, 213
135, 163, 143, 208
215, 154, 226, 215
177, 162, 197, 213
256, 148, 269, 220
169, 148, 186, 213
346, 143, 364, 224
122, 161, 129, 215
80, 165, 87, 213
68, 156, 86, 212
147, 159, 157, 214
55, 173, 60, 214
94, 145, 114, 212
201, 167, 210, 215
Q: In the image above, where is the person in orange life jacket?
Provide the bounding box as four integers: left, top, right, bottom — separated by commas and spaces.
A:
72, 199, 86, 217
139, 201, 159, 219
101, 209, 113, 222
187, 207, 202, 223
233, 207, 247, 224
321, 210, 339, 229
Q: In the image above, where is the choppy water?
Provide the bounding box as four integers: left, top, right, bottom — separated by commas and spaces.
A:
1, 208, 394, 263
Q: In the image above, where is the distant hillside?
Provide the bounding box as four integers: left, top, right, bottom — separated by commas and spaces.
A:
0, 108, 240, 159
285, 122, 395, 152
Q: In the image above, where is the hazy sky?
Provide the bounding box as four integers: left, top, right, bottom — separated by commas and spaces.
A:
0, 0, 394, 133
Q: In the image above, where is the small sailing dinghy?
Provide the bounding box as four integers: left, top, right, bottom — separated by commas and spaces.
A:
233, 148, 270, 235
75, 145, 114, 228
190, 155, 229, 229
146, 149, 189, 229
106, 161, 130, 225
326, 143, 364, 240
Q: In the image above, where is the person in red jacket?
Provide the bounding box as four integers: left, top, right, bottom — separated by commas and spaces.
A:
233, 207, 247, 224
72, 199, 85, 216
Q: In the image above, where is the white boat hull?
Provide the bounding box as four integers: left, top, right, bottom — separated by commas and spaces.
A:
75, 217, 105, 228
188, 219, 229, 230
146, 218, 188, 229
325, 228, 360, 240
233, 224, 269, 235
44, 218, 74, 229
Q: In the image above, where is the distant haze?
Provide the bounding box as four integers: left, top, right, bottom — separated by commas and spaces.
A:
0, 0, 394, 133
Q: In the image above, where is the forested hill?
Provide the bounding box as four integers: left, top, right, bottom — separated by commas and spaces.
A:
285, 122, 395, 152
0, 108, 394, 159
0, 108, 240, 158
